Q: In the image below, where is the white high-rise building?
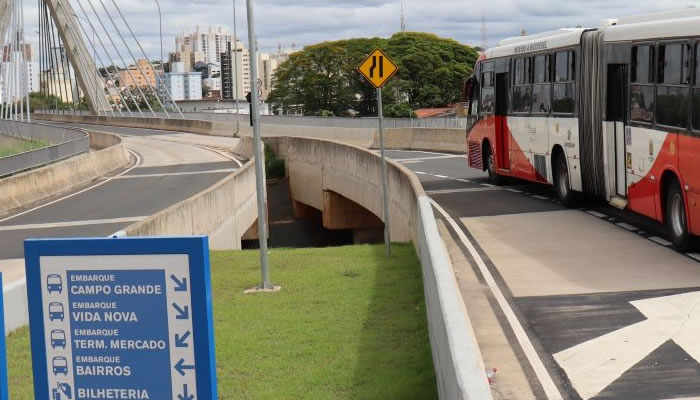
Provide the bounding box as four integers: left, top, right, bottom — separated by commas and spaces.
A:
175, 26, 234, 64
159, 61, 202, 101
0, 58, 39, 102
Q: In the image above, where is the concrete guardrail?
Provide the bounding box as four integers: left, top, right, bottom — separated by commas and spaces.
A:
265, 136, 492, 400
120, 137, 258, 251
34, 113, 469, 154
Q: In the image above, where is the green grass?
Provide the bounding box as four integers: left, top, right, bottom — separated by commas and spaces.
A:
6, 244, 438, 399
0, 137, 50, 158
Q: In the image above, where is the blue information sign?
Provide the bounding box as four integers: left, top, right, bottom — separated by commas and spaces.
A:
0, 273, 9, 400
24, 237, 217, 400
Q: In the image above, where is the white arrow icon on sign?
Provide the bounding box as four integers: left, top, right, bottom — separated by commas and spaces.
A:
554, 291, 700, 400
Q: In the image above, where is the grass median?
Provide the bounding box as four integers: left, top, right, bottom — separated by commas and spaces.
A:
7, 244, 438, 399
0, 135, 50, 158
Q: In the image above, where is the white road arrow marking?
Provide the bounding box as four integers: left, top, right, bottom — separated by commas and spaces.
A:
554, 291, 700, 400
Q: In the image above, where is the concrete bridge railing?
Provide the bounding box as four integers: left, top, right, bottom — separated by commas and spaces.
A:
265, 136, 492, 400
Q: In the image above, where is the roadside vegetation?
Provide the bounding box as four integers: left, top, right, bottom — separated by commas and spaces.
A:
6, 244, 438, 399
269, 31, 478, 117
0, 135, 50, 158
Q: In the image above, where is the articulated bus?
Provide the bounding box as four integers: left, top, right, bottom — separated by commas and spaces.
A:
464, 9, 700, 250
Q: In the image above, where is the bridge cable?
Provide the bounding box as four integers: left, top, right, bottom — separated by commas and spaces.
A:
75, 0, 153, 116
93, 0, 169, 118
108, 0, 185, 119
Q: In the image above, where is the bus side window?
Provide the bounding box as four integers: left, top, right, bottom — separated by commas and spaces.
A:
656, 43, 690, 129
630, 45, 655, 124
481, 70, 495, 114
553, 51, 575, 114
694, 43, 700, 130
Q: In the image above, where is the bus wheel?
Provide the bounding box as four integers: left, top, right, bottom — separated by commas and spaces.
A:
485, 148, 502, 185
666, 180, 692, 251
555, 154, 576, 207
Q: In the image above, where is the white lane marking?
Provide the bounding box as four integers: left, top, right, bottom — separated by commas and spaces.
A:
687, 253, 700, 262
394, 155, 466, 162
456, 179, 472, 183
505, 188, 523, 193
0, 150, 141, 224
388, 149, 466, 157
414, 171, 427, 175
189, 143, 244, 167
0, 217, 147, 232
481, 183, 496, 188
648, 236, 672, 246
431, 199, 563, 400
116, 169, 236, 179
554, 291, 700, 400
434, 175, 448, 179
399, 160, 424, 164
586, 210, 608, 218
427, 187, 501, 195
615, 222, 638, 231
532, 195, 549, 200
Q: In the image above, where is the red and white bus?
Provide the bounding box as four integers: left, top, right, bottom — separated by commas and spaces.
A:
464, 9, 700, 250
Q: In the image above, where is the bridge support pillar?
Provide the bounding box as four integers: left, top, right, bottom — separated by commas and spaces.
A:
322, 190, 384, 231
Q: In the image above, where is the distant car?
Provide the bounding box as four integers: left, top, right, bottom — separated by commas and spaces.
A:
46, 274, 63, 294
48, 303, 64, 322
52, 356, 68, 375
50, 330, 66, 349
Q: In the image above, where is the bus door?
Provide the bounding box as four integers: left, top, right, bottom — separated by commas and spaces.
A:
607, 64, 629, 197
495, 72, 510, 170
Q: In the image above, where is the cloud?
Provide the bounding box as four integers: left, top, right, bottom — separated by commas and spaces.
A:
18, 0, 700, 64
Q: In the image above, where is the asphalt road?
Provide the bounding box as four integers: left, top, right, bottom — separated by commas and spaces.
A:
0, 123, 240, 273
386, 149, 700, 400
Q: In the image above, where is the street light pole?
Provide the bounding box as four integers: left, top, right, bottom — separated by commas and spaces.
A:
245, 0, 271, 289
154, 0, 164, 102
232, 0, 240, 134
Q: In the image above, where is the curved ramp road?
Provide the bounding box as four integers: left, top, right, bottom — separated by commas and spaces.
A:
385, 149, 700, 400
0, 123, 241, 288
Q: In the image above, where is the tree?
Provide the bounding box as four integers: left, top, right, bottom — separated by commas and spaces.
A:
269, 32, 478, 116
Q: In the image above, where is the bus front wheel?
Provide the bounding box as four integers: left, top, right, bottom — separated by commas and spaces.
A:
666, 180, 692, 251
484, 147, 502, 185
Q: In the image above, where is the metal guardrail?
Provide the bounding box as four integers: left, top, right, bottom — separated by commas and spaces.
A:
35, 109, 477, 130
0, 120, 90, 178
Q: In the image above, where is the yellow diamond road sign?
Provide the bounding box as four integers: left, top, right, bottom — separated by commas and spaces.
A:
357, 48, 398, 89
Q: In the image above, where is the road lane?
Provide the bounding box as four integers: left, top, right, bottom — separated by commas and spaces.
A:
0, 123, 240, 282
386, 149, 700, 400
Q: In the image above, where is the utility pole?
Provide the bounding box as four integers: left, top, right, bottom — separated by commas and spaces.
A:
245, 0, 272, 290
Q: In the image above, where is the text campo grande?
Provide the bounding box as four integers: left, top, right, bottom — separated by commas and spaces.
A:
513, 40, 548, 55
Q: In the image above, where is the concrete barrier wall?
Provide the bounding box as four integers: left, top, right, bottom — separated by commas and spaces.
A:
35, 113, 466, 153
265, 136, 491, 399
121, 137, 258, 250
3, 278, 28, 335
0, 130, 130, 217
34, 114, 235, 137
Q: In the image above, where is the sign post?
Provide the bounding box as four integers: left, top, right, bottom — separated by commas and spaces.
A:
0, 273, 8, 400
24, 237, 218, 400
357, 48, 398, 256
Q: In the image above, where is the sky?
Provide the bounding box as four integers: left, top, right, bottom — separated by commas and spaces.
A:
17, 0, 700, 60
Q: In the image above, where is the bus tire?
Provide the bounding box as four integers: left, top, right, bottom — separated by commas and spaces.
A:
555, 153, 576, 207
666, 180, 692, 251
484, 147, 502, 185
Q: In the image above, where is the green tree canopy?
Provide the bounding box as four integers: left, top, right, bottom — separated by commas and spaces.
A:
269, 32, 478, 116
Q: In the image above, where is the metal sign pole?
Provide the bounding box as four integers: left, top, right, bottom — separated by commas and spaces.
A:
0, 273, 7, 400
246, 0, 271, 288
377, 87, 391, 256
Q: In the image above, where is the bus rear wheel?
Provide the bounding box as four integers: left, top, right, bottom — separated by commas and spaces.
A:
484, 147, 502, 185
666, 180, 692, 251
555, 154, 576, 207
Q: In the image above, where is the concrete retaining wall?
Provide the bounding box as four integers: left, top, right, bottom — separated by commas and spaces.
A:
35, 113, 466, 153
121, 138, 258, 250
265, 136, 491, 399
34, 114, 235, 137
0, 130, 131, 217
3, 278, 27, 335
